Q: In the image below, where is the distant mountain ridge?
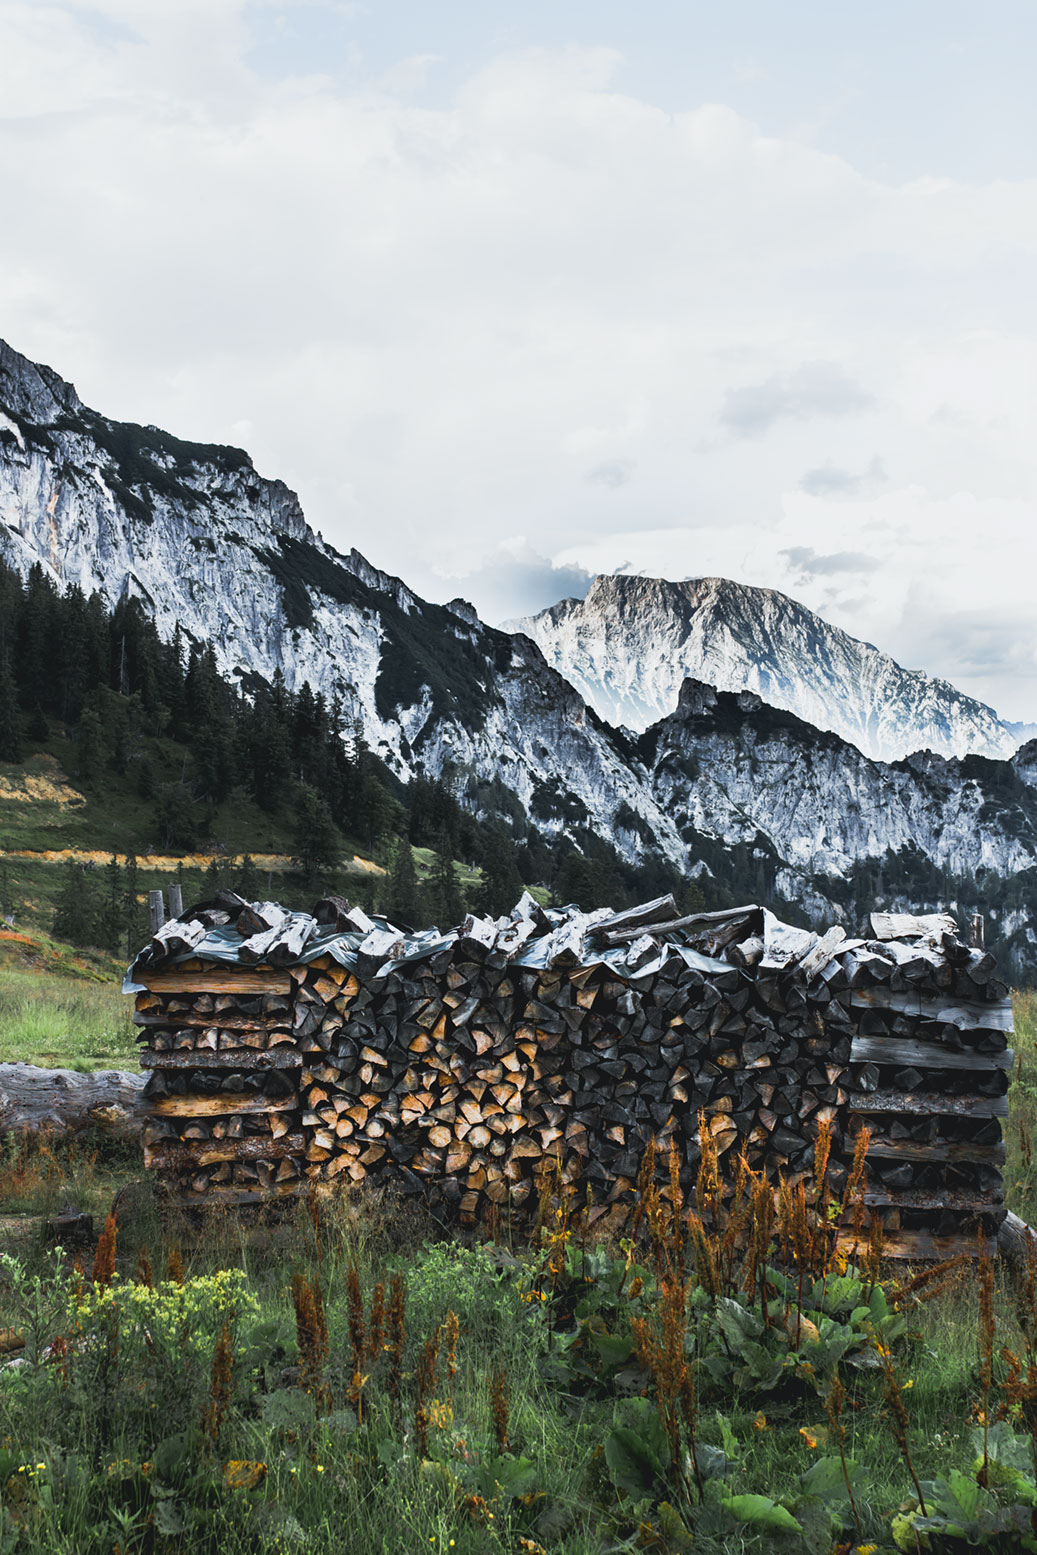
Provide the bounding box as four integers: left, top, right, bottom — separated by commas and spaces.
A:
506, 573, 1021, 763
2, 336, 1037, 976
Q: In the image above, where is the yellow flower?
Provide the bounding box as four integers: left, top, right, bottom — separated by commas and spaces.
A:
800, 1429, 818, 1449
223, 1461, 268, 1491
753, 1411, 770, 1431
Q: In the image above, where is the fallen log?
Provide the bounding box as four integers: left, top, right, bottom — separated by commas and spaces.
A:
0, 1063, 148, 1139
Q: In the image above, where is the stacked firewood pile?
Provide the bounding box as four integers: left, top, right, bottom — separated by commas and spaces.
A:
127, 892, 1012, 1254
843, 911, 1012, 1259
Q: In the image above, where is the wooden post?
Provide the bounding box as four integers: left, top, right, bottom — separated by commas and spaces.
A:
168, 882, 184, 919
970, 912, 985, 950
149, 890, 166, 934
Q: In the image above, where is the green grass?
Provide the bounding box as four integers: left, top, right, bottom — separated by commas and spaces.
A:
0, 960, 135, 1070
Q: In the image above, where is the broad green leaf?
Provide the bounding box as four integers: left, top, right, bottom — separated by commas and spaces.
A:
722, 1493, 802, 1532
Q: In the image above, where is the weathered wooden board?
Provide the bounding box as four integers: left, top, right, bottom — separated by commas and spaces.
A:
140, 1049, 302, 1070
849, 988, 1013, 1032
837, 1228, 997, 1260
148, 1093, 297, 1118
865, 1137, 1006, 1164
850, 1036, 1014, 1071
137, 972, 293, 994
848, 1089, 1008, 1119
144, 1133, 305, 1168
863, 1186, 1003, 1211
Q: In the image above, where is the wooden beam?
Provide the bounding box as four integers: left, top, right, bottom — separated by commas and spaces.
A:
139, 1049, 302, 1070
144, 1133, 305, 1168
836, 1228, 997, 1260
862, 1187, 1003, 1211
137, 972, 293, 994
849, 1089, 1008, 1119
133, 1013, 288, 1030
148, 1093, 297, 1118
850, 1036, 1014, 1071
162, 1182, 305, 1206
865, 1137, 1006, 1164
849, 987, 1013, 1032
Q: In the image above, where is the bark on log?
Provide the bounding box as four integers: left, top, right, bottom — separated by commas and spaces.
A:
0, 1063, 148, 1138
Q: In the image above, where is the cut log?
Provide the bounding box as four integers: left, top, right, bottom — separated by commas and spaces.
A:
0, 1063, 148, 1139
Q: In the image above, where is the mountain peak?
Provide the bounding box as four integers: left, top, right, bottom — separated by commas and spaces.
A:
509, 570, 1018, 763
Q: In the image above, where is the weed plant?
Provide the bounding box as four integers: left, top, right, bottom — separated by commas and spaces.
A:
1, 993, 1037, 1551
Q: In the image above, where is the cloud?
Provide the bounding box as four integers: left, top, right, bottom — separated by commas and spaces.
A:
0, 25, 1035, 717
720, 363, 875, 439
780, 545, 881, 578
587, 459, 635, 488
429, 541, 594, 626
799, 456, 886, 497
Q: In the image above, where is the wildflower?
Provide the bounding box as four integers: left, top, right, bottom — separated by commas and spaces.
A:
223, 1461, 268, 1491
753, 1411, 770, 1431
800, 1429, 818, 1449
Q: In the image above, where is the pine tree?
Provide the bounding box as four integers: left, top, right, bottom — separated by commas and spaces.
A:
205, 857, 222, 897
427, 833, 463, 928
383, 839, 422, 926
53, 860, 98, 948
293, 785, 340, 889
234, 854, 260, 901
96, 853, 123, 954
77, 707, 106, 790
123, 854, 146, 959
0, 658, 22, 762
474, 823, 524, 918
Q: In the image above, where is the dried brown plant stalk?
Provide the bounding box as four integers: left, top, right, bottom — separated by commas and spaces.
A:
489, 1362, 510, 1454
826, 1373, 861, 1535
876, 1336, 927, 1514
91, 1212, 117, 1289
414, 1324, 441, 1458
386, 1274, 406, 1409
200, 1322, 234, 1445
291, 1272, 331, 1416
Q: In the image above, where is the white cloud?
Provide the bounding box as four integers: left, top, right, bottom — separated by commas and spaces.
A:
1, 12, 1036, 718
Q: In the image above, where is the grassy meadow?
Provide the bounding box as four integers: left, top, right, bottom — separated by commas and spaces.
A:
0, 997, 1034, 1551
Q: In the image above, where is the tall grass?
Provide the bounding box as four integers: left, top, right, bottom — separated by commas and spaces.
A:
0, 965, 134, 1070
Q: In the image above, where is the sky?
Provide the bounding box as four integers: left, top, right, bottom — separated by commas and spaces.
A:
2, 2, 1037, 720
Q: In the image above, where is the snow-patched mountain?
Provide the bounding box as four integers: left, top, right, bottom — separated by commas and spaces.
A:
0, 338, 683, 873
1, 337, 1035, 972
507, 573, 1020, 763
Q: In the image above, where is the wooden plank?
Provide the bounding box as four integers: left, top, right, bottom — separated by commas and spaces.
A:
836, 1228, 997, 1260
143, 1133, 305, 1168
138, 972, 292, 994
163, 1182, 305, 1206
149, 1093, 297, 1118
849, 987, 1013, 1032
139, 1049, 302, 1070
849, 1089, 1008, 1119
137, 970, 292, 995
850, 1036, 1014, 1071
133, 1013, 287, 1030
865, 1137, 1006, 1164
863, 1187, 1003, 1211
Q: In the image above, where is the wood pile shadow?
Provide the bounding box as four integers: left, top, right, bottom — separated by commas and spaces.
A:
126, 892, 1013, 1258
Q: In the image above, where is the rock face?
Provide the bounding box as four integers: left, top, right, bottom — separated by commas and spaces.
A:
642, 681, 1037, 976
507, 573, 1020, 762
1, 338, 1035, 972
0, 338, 684, 873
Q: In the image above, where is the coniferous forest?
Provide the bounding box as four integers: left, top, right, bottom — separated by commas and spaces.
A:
0, 559, 707, 954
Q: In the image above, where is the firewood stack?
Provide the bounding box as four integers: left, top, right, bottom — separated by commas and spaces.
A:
842, 911, 1012, 1259
126, 893, 1013, 1254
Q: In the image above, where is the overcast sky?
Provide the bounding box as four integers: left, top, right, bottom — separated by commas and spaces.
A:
3, 2, 1037, 720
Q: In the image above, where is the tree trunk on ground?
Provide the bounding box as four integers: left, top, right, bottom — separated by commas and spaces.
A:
0, 1063, 147, 1139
